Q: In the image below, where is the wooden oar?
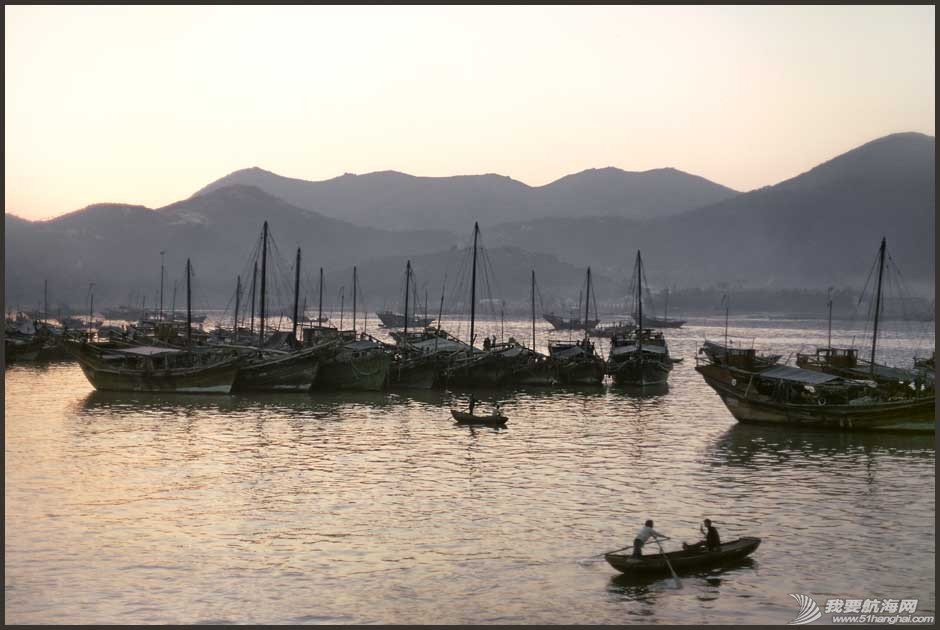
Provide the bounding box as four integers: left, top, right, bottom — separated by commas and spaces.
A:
652, 535, 682, 589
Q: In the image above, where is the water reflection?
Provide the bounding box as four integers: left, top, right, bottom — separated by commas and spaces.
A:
609, 382, 670, 399
708, 422, 936, 470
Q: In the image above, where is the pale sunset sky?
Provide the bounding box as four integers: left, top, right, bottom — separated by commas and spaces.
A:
5, 5, 935, 220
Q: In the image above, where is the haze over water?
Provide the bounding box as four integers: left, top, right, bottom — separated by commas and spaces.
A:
4, 317, 935, 624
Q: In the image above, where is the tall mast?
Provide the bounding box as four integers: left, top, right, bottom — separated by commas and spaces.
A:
424, 288, 429, 324
352, 266, 358, 333
870, 237, 886, 374
318, 267, 324, 326
159, 250, 165, 321
249, 261, 257, 335
88, 283, 94, 331
723, 293, 729, 348
636, 251, 643, 353
584, 268, 591, 327
43, 279, 48, 326
339, 286, 345, 330
258, 221, 268, 348
664, 286, 669, 321
171, 280, 178, 322
531, 270, 536, 351
404, 260, 411, 336
292, 247, 301, 343
234, 275, 241, 343
827, 287, 833, 351
470, 222, 479, 348
186, 259, 192, 347
437, 275, 446, 333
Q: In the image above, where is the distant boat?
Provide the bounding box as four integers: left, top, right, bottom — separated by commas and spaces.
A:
633, 314, 686, 329
633, 285, 685, 328
591, 320, 635, 339
376, 311, 434, 329
543, 267, 599, 331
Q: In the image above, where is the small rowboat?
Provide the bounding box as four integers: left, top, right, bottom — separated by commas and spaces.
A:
605, 537, 761, 576
451, 409, 508, 425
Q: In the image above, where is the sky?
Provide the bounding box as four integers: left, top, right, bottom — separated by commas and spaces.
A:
5, 5, 935, 221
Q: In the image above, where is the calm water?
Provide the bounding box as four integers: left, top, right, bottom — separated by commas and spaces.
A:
5, 316, 936, 624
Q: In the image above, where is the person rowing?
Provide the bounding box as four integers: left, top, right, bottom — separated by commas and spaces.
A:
632, 519, 669, 558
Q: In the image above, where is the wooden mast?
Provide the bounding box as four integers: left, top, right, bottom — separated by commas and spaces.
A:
159, 250, 165, 321
186, 259, 192, 347
258, 221, 268, 348
352, 266, 358, 333
292, 247, 301, 343
636, 251, 643, 354
234, 275, 241, 343
318, 267, 324, 327
470, 222, 479, 349
870, 237, 886, 375
404, 260, 411, 337
584, 267, 591, 328
249, 261, 257, 336
531, 270, 536, 351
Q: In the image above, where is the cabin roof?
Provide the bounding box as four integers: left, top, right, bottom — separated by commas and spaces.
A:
107, 345, 184, 357
759, 365, 844, 384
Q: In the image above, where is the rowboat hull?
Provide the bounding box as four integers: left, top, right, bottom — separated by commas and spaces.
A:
451, 409, 508, 425
605, 537, 761, 576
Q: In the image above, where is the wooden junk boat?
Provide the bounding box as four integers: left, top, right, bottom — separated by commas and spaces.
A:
695, 360, 935, 432
607, 251, 673, 386
605, 537, 761, 576
64, 259, 241, 393
547, 337, 605, 385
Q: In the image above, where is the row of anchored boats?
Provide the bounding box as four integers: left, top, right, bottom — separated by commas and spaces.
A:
51, 222, 684, 394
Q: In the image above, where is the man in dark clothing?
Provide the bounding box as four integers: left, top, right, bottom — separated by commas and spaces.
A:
683, 518, 721, 552
701, 519, 720, 551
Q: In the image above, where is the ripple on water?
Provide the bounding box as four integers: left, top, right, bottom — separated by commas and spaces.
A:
4, 318, 935, 624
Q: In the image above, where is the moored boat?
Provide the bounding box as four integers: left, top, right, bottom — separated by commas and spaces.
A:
605, 537, 761, 576
695, 360, 935, 432
606, 251, 674, 386
547, 337, 606, 385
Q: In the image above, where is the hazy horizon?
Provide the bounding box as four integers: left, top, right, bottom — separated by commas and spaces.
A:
5, 5, 935, 220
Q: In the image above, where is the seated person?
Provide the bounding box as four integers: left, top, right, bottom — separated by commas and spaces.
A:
683, 519, 721, 552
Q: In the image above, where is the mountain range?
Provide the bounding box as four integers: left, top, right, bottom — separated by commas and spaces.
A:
4, 132, 934, 313
193, 165, 740, 231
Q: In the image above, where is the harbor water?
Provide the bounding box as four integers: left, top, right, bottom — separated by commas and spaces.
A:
4, 316, 935, 624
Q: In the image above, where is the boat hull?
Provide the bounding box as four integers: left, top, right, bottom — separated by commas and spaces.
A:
315, 351, 391, 391
76, 359, 239, 393
233, 348, 323, 392
697, 364, 935, 432
389, 356, 441, 389
555, 359, 606, 385
609, 359, 672, 386
451, 409, 507, 425
605, 537, 760, 576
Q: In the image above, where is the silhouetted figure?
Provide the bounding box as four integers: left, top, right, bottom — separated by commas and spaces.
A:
632, 519, 667, 558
